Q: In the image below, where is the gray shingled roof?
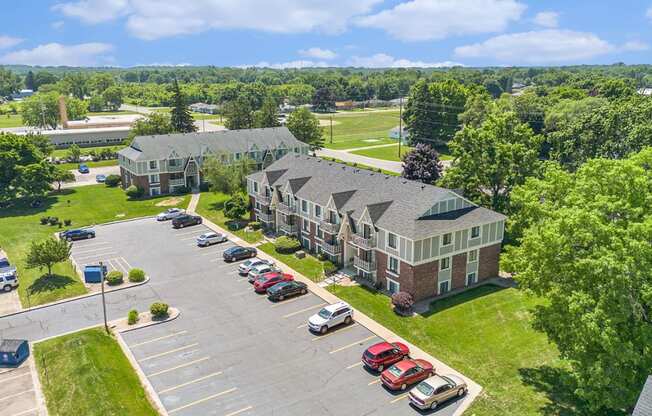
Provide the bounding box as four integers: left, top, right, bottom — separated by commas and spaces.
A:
248, 154, 506, 239
118, 127, 305, 161
634, 376, 652, 416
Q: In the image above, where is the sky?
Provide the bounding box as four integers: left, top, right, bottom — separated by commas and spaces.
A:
0, 0, 651, 68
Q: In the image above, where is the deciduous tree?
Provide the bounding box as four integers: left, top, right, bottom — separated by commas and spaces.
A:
286, 107, 323, 150
401, 143, 443, 184
25, 238, 71, 278
223, 96, 254, 130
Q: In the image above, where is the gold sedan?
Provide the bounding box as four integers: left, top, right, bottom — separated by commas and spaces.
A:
408, 374, 467, 411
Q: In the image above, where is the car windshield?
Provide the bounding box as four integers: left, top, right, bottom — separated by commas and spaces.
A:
0, 259, 9, 268
318, 309, 332, 319
416, 382, 435, 396
387, 365, 403, 377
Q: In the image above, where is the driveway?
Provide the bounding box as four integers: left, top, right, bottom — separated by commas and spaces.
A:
0, 218, 466, 416
62, 165, 121, 188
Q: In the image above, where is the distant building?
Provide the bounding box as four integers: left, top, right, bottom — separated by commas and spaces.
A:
634, 376, 652, 416
10, 127, 130, 149
189, 103, 220, 114
389, 126, 409, 144
9, 89, 33, 100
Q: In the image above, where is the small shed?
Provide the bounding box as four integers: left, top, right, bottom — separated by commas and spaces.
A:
0, 339, 29, 367
83, 264, 107, 283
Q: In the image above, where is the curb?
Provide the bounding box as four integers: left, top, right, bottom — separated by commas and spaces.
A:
118, 307, 181, 334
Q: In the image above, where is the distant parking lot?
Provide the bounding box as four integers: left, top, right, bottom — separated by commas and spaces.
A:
69, 218, 464, 415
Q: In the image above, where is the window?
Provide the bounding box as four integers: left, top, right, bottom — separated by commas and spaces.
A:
439, 280, 450, 294
388, 256, 399, 274
387, 232, 398, 249
255, 202, 261, 210
253, 182, 259, 193
468, 249, 478, 263
301, 200, 308, 213
169, 158, 181, 167
387, 278, 400, 294
442, 233, 452, 246
466, 272, 477, 286
149, 160, 158, 170
150, 187, 160, 196
440, 257, 450, 271
235, 152, 241, 160
302, 237, 311, 251
303, 218, 309, 231
470, 226, 481, 239
315, 205, 322, 218
149, 174, 160, 184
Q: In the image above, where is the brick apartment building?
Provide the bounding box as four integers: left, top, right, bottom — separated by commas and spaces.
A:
247, 154, 506, 301
117, 127, 310, 196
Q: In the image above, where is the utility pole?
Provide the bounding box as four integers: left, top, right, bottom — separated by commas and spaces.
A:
330, 115, 333, 144
398, 97, 403, 159
99, 261, 108, 334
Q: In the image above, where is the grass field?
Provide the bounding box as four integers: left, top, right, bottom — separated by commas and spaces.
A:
196, 192, 263, 244
57, 159, 118, 170
327, 284, 585, 416
318, 111, 399, 150
0, 186, 189, 307
350, 144, 453, 162
34, 328, 158, 416
258, 242, 327, 282
0, 114, 23, 128
51, 144, 124, 159
192, 112, 224, 122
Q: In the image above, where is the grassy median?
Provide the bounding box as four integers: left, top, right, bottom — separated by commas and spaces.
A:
196, 191, 263, 243
34, 328, 157, 416
258, 242, 327, 282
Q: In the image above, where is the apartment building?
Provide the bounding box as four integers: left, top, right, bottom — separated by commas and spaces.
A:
117, 127, 310, 196
247, 154, 506, 301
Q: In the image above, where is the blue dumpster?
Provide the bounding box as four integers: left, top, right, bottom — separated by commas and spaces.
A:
83, 265, 107, 283
0, 339, 29, 367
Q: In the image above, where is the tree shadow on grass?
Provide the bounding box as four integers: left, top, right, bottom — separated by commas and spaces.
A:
421, 284, 506, 318
28, 274, 77, 295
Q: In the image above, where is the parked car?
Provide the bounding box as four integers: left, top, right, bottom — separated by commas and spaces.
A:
362, 341, 410, 372
308, 302, 354, 334
381, 359, 434, 391
223, 246, 257, 262
0, 258, 18, 292
253, 272, 294, 293
196, 232, 227, 247
157, 208, 186, 221
238, 258, 274, 275
59, 228, 95, 241
95, 174, 106, 183
78, 164, 89, 174
408, 374, 468, 411
267, 281, 308, 301
172, 214, 202, 229
247, 263, 279, 283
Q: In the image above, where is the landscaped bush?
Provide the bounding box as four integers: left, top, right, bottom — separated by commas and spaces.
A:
150, 302, 169, 318
317, 252, 328, 261
127, 309, 138, 325
104, 174, 121, 187
173, 185, 190, 194
249, 221, 261, 230
48, 216, 59, 226
274, 236, 301, 254
128, 268, 146, 283
40, 217, 49, 225
105, 270, 124, 286
64, 219, 72, 226
391, 291, 414, 316
199, 182, 210, 192
125, 185, 144, 198
322, 261, 337, 276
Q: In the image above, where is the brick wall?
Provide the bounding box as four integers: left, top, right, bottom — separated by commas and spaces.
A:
451, 252, 468, 290
403, 260, 439, 301
249, 196, 256, 220
478, 243, 501, 281
159, 173, 170, 194
120, 168, 149, 194
375, 250, 388, 290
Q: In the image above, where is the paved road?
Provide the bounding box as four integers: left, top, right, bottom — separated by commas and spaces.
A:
316, 148, 403, 173
62, 165, 121, 188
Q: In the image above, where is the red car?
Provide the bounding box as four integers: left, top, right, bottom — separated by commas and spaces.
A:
362, 341, 410, 372
253, 272, 294, 293
381, 359, 435, 391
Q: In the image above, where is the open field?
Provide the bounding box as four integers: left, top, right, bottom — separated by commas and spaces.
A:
51, 144, 124, 159
57, 159, 118, 170
350, 144, 453, 161
317, 111, 399, 150
34, 328, 158, 416
0, 186, 189, 307
0, 114, 23, 128
191, 112, 223, 121
326, 284, 591, 416
196, 191, 263, 243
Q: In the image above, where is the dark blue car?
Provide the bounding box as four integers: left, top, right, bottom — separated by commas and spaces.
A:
59, 228, 95, 241
78, 164, 90, 174
223, 246, 257, 262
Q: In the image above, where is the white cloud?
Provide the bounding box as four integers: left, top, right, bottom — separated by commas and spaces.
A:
0, 43, 114, 66
51, 21, 65, 30
533, 11, 559, 28
241, 60, 331, 69
299, 47, 337, 60
454, 30, 614, 63
0, 35, 23, 50
54, 0, 381, 40
621, 40, 650, 51
356, 0, 526, 41
348, 53, 464, 68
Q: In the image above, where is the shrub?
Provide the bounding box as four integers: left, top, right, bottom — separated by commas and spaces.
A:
274, 236, 301, 254
104, 174, 121, 187
125, 185, 144, 198
128, 268, 146, 283
105, 270, 124, 286
199, 182, 210, 192
127, 309, 139, 325
317, 252, 328, 261
173, 185, 190, 194
40, 217, 49, 225
249, 221, 261, 230
322, 261, 337, 276
150, 302, 169, 318
391, 291, 414, 316
48, 216, 59, 226
64, 219, 72, 226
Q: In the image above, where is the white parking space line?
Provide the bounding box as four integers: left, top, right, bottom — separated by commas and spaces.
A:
329, 335, 377, 354
71, 241, 110, 248
0, 388, 34, 403
296, 323, 308, 329
158, 372, 223, 394
168, 387, 237, 414
368, 378, 381, 385
236, 277, 248, 282
74, 252, 117, 260
130, 330, 188, 347
311, 323, 358, 341
106, 258, 119, 272
73, 246, 114, 255
115, 257, 130, 273
180, 236, 202, 241
283, 302, 326, 319
346, 362, 363, 370
225, 406, 254, 416
390, 393, 409, 404
175, 230, 206, 237
149, 356, 210, 377
11, 407, 38, 416
139, 343, 199, 362
118, 256, 134, 269
270, 296, 304, 308
0, 367, 28, 376
1, 372, 31, 382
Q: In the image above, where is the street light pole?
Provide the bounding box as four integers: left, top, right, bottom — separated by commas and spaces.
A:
99, 261, 108, 334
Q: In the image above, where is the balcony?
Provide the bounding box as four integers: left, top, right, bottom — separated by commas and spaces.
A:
354, 256, 376, 272
256, 193, 272, 205
279, 223, 298, 235
169, 178, 185, 187
257, 211, 274, 223
321, 240, 342, 255
320, 220, 340, 234
277, 202, 297, 215
351, 234, 376, 250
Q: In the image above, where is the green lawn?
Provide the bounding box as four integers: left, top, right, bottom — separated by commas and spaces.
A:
0, 114, 23, 128
196, 192, 263, 244
192, 112, 224, 122
350, 144, 453, 162
317, 111, 399, 150
258, 242, 327, 282
34, 328, 158, 416
320, 156, 400, 176
327, 284, 576, 416
57, 159, 118, 171
0, 186, 189, 307
51, 144, 125, 159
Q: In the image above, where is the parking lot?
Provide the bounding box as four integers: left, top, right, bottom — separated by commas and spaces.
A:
70, 218, 464, 416
0, 358, 42, 416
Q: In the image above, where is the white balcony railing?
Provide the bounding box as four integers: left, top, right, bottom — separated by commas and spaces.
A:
354, 256, 375, 272
321, 241, 342, 255
351, 234, 376, 250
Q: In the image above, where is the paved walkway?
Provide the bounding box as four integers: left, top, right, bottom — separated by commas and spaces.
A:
186, 192, 201, 214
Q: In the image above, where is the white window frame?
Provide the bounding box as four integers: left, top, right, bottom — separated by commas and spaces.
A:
148, 160, 158, 170
301, 200, 308, 214
315, 205, 322, 219
303, 218, 310, 231
470, 226, 481, 240
467, 249, 479, 263
169, 158, 181, 168
388, 255, 400, 275
253, 182, 259, 193
440, 256, 451, 271
386, 277, 400, 294
387, 232, 398, 250
466, 272, 477, 286
149, 187, 160, 197
442, 233, 453, 247
149, 174, 160, 184
302, 237, 311, 251
438, 279, 451, 295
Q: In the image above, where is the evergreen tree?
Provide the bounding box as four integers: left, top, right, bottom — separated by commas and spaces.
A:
170, 79, 197, 133
25, 70, 35, 91
223, 97, 254, 130
253, 95, 281, 128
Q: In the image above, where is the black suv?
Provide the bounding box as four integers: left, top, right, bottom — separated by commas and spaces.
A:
172, 214, 202, 229
267, 281, 308, 301
59, 228, 96, 241
223, 246, 257, 262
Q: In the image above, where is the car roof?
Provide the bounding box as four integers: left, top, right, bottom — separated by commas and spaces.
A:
423, 375, 449, 389
394, 360, 417, 372
323, 301, 350, 313
367, 342, 395, 355
202, 232, 217, 237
